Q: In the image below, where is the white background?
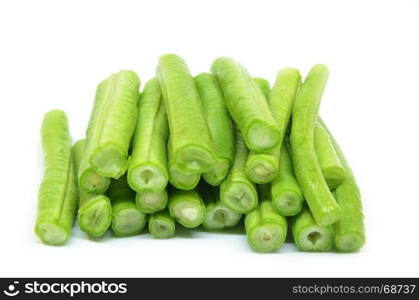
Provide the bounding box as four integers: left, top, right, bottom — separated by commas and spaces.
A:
0, 0, 418, 277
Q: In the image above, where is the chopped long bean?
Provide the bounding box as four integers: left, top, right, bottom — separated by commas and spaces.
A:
211, 57, 280, 152
271, 144, 304, 216
82, 70, 140, 179
245, 185, 288, 252
314, 121, 346, 189
246, 69, 301, 183
168, 187, 206, 228
35, 110, 78, 245
167, 137, 201, 190
128, 78, 169, 193
245, 78, 278, 183
157, 54, 217, 173
73, 139, 111, 237
107, 176, 146, 236
195, 73, 234, 186
148, 210, 176, 239
291, 206, 334, 252
319, 119, 365, 252
220, 128, 258, 214
290, 65, 341, 226
199, 182, 241, 230
135, 189, 168, 214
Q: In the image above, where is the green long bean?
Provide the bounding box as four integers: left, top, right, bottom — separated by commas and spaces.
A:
73, 140, 111, 237
128, 78, 169, 193
35, 110, 78, 245
290, 65, 341, 226
319, 119, 365, 252
211, 57, 280, 152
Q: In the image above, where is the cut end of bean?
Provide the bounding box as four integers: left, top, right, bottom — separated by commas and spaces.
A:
273, 192, 303, 216
136, 190, 168, 214
202, 159, 230, 186
91, 144, 127, 178
315, 206, 342, 227
335, 232, 365, 252
172, 201, 205, 228
246, 158, 278, 184
222, 182, 257, 214
323, 166, 346, 189
204, 204, 241, 230
77, 197, 112, 237
248, 224, 286, 253
35, 221, 69, 246
149, 219, 175, 239
112, 208, 146, 236
247, 121, 280, 152
169, 164, 200, 190
176, 145, 217, 173
79, 169, 110, 194
128, 165, 168, 193
182, 208, 198, 222
296, 226, 333, 252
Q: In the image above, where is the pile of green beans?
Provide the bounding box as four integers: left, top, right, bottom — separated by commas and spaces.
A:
35, 54, 365, 253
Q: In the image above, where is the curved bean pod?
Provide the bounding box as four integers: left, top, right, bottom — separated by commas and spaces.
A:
314, 122, 346, 189
290, 64, 341, 226
319, 119, 365, 252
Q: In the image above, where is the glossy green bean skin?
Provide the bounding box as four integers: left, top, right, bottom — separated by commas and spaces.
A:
73, 139, 112, 237
128, 78, 169, 193
35, 110, 78, 246
271, 144, 304, 216
195, 73, 234, 186
270, 68, 301, 144
291, 206, 334, 252
319, 119, 365, 252
220, 128, 258, 214
107, 176, 146, 237
83, 70, 140, 179
211, 57, 280, 152
245, 185, 288, 252
157, 54, 217, 173
314, 122, 346, 189
148, 210, 176, 239
290, 65, 341, 226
